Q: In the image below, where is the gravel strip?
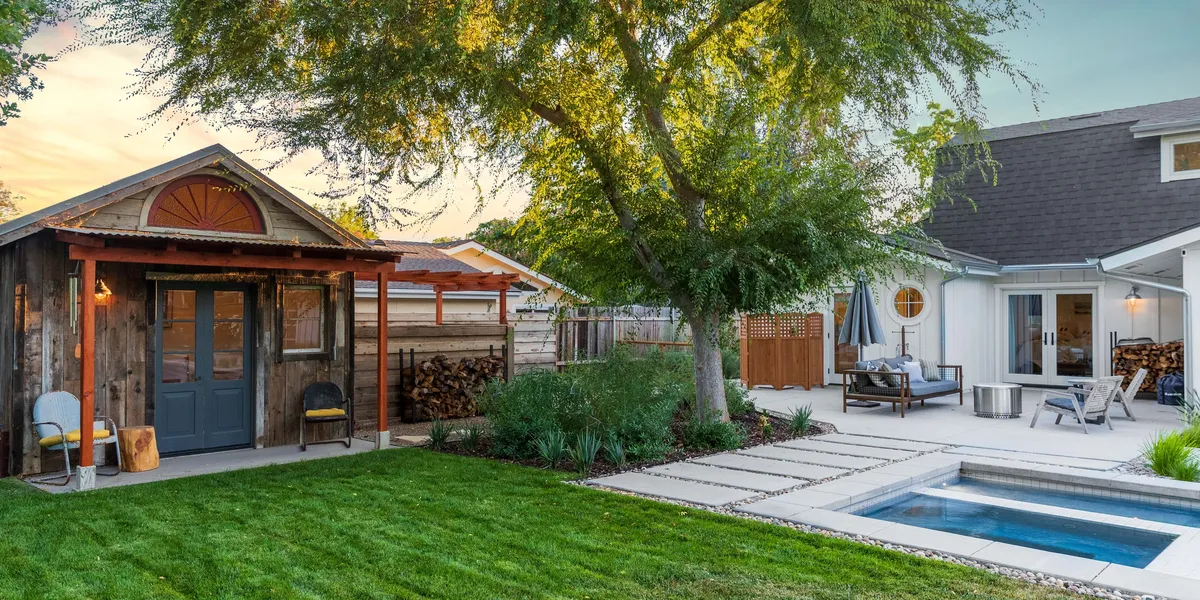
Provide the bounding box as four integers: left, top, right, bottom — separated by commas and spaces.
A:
576, 481, 1163, 600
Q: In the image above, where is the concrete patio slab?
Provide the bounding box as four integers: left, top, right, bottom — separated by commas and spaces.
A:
870, 522, 994, 556
1093, 564, 1200, 600
586, 472, 759, 506
942, 446, 1124, 471
775, 439, 918, 460
970, 542, 1109, 582
785, 508, 893, 536
692, 453, 849, 480
817, 433, 946, 453
738, 445, 885, 469
735, 499, 811, 520
804, 479, 882, 504
771, 488, 852, 510
644, 462, 804, 493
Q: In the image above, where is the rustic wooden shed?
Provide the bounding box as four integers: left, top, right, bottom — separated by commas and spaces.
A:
0, 145, 515, 489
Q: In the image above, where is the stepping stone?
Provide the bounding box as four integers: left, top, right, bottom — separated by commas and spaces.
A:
645, 463, 804, 493
942, 447, 1122, 471
818, 433, 946, 453
738, 445, 885, 469
777, 439, 917, 460
692, 453, 849, 480
586, 472, 759, 506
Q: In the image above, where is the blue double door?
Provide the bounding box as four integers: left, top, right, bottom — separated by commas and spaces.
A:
155, 283, 254, 455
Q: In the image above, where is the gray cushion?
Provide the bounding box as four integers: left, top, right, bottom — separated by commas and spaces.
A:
908, 380, 960, 397
918, 358, 942, 382
1045, 396, 1079, 411
882, 355, 913, 369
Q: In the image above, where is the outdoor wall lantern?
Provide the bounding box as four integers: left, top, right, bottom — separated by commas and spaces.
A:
1125, 285, 1142, 310
94, 277, 113, 305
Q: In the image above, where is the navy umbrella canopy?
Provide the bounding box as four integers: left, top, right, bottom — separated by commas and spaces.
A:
838, 273, 887, 347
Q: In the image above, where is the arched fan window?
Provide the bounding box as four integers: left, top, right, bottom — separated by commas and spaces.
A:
147, 175, 266, 234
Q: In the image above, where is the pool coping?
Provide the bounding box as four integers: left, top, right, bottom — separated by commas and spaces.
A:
736, 455, 1200, 600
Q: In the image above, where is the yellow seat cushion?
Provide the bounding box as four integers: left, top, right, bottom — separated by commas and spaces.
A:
305, 408, 346, 418
39, 429, 112, 448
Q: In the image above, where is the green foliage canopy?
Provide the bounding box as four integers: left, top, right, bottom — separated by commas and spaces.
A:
0, 0, 63, 125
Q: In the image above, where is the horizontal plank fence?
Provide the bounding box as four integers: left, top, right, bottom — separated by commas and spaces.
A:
352, 313, 556, 423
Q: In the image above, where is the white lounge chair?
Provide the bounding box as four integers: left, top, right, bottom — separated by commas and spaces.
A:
32, 391, 122, 486
1112, 368, 1148, 421
1028, 376, 1123, 434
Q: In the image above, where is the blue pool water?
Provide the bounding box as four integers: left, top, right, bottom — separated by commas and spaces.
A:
945, 477, 1200, 528
857, 494, 1176, 567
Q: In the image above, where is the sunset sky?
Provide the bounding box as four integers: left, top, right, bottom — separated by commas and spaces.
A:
1, 1, 1198, 241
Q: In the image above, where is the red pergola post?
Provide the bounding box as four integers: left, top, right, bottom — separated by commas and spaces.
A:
499, 287, 507, 324
435, 288, 443, 325
78, 259, 97, 489
376, 271, 389, 448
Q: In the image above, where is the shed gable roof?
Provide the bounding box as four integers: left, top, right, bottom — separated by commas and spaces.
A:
0, 144, 368, 248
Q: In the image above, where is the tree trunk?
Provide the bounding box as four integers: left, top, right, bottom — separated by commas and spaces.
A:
690, 311, 728, 422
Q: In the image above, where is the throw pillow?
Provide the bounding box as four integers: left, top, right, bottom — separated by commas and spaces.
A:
866, 363, 890, 387
901, 361, 925, 384
878, 362, 901, 387
918, 358, 942, 381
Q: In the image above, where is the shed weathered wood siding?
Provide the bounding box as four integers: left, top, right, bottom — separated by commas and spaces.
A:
0, 232, 353, 475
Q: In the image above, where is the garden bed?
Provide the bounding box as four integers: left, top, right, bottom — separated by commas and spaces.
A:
427, 408, 835, 479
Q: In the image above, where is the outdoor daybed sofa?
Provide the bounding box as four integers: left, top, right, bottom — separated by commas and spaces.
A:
841, 356, 963, 417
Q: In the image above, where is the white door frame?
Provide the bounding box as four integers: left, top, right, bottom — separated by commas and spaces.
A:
825, 288, 857, 385
996, 282, 1105, 386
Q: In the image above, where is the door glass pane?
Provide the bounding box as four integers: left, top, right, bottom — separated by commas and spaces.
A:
213, 352, 244, 381
1008, 294, 1043, 375
162, 322, 196, 352
1056, 293, 1094, 378
162, 353, 195, 383
214, 291, 244, 320
833, 293, 858, 373
165, 290, 196, 320
213, 321, 243, 351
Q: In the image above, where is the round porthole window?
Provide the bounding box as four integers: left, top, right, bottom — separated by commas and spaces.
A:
893, 286, 926, 320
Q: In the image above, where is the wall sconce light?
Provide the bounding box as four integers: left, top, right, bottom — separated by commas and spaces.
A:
1125, 285, 1142, 310
94, 278, 113, 305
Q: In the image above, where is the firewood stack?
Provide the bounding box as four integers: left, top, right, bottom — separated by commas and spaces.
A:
402, 354, 506, 420
1112, 340, 1183, 393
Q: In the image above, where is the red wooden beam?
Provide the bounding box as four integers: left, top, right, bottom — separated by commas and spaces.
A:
377, 271, 388, 443
80, 259, 96, 470
68, 245, 394, 273
499, 285, 508, 324
53, 231, 105, 248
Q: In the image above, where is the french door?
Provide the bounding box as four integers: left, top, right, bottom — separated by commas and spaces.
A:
1003, 289, 1097, 386
155, 283, 254, 455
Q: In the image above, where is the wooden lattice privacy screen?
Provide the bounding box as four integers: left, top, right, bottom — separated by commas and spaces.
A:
739, 313, 825, 391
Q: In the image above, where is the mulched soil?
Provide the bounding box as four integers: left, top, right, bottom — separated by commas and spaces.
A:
418, 409, 837, 479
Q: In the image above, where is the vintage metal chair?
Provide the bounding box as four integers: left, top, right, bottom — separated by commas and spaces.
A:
300, 382, 353, 450
32, 391, 122, 486
1112, 368, 1148, 421
1029, 376, 1123, 434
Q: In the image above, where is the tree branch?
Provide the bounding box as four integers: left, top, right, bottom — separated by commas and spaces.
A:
496, 78, 686, 309
660, 0, 770, 86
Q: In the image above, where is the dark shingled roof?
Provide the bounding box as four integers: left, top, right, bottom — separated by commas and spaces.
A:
957, 96, 1200, 144
354, 240, 518, 294
925, 98, 1200, 265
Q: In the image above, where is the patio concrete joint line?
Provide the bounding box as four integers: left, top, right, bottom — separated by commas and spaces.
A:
586, 472, 760, 506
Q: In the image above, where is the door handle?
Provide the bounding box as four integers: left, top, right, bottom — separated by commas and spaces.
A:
1043, 333, 1048, 345
1051, 333, 1056, 346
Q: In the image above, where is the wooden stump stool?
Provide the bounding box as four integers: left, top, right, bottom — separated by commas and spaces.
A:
117, 426, 159, 472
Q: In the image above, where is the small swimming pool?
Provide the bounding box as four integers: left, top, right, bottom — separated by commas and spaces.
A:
857, 494, 1176, 567
944, 476, 1200, 528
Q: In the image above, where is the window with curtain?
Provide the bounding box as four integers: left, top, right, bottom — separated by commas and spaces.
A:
281, 285, 326, 354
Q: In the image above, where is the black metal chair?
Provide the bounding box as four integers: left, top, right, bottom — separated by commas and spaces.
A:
300, 382, 353, 451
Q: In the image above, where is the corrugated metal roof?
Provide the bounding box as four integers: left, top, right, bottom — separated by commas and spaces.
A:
52, 226, 404, 256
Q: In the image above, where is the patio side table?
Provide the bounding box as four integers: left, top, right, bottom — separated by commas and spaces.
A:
117, 426, 160, 472
973, 383, 1023, 419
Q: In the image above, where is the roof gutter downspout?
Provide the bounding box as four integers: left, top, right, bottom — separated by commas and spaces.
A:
940, 271, 965, 364
1096, 264, 1191, 396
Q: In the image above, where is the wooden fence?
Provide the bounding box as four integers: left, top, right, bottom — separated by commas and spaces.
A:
555, 307, 690, 367
352, 313, 556, 423
739, 313, 824, 391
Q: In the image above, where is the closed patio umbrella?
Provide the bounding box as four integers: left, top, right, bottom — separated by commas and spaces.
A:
839, 273, 887, 407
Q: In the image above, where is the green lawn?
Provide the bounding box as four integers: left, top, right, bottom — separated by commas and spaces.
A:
0, 450, 1072, 599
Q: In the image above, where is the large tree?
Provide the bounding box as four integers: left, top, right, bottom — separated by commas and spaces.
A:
1, 0, 64, 125
87, 0, 1026, 420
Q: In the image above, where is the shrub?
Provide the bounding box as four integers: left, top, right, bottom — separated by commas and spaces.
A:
682, 415, 746, 450
566, 430, 603, 475
759, 410, 773, 440
1143, 431, 1200, 482
721, 347, 740, 380
481, 347, 687, 459
534, 430, 567, 468
725, 381, 754, 417
787, 404, 813, 436
428, 419, 453, 450
1181, 419, 1200, 448
460, 422, 485, 451
603, 435, 627, 467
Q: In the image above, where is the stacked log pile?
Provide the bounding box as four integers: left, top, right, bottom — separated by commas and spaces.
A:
1112, 341, 1183, 393
402, 354, 505, 420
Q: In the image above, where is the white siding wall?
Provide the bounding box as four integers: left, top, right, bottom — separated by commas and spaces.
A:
944, 275, 996, 390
